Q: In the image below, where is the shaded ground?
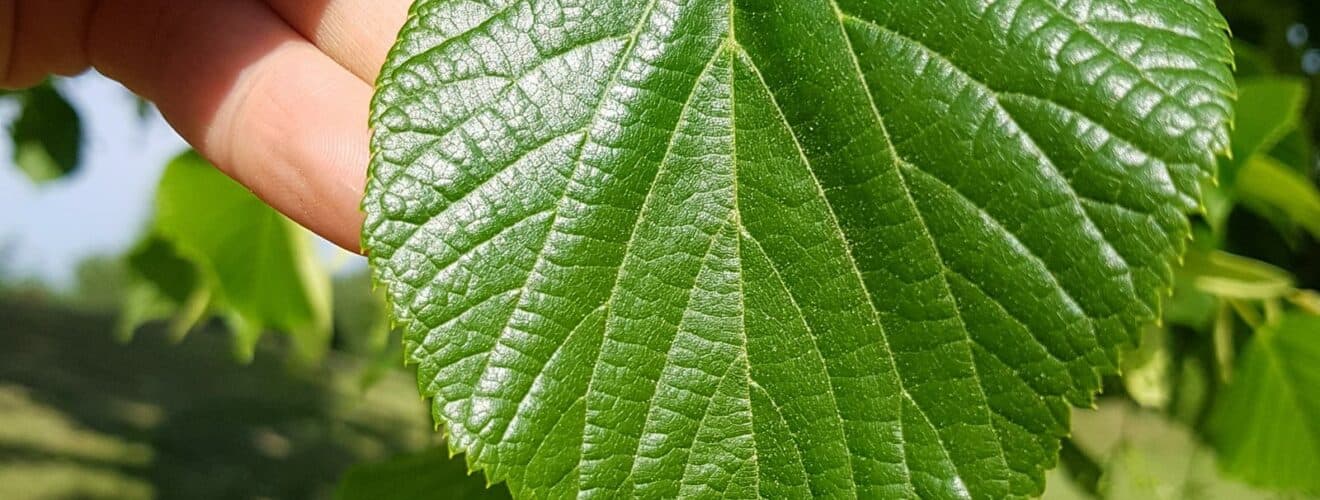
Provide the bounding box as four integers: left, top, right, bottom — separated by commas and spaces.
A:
0, 299, 437, 500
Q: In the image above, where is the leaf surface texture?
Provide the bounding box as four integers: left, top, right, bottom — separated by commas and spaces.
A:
365, 1, 1234, 497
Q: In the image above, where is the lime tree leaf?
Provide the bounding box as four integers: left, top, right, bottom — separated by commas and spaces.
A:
1182, 249, 1295, 301
1224, 77, 1307, 174
1053, 439, 1101, 498
1267, 128, 1312, 174
1236, 155, 1320, 240
335, 446, 512, 500
139, 152, 333, 362
365, 1, 1233, 497
1227, 41, 1275, 78
1217, 76, 1319, 241
116, 236, 209, 343
1121, 326, 1173, 410
127, 236, 200, 304
1203, 76, 1311, 236
8, 82, 83, 184
1209, 314, 1320, 494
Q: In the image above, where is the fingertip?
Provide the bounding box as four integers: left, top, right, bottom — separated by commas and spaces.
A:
205, 44, 372, 255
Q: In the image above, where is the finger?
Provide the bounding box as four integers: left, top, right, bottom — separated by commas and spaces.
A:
87, 0, 370, 252
0, 0, 99, 88
262, 0, 410, 83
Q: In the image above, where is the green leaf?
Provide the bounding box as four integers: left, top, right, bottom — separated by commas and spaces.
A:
1209, 314, 1320, 494
1236, 155, 1320, 241
1224, 77, 1307, 175
1289, 290, 1320, 316
145, 152, 333, 362
1204, 75, 1313, 239
1054, 438, 1101, 498
1181, 249, 1295, 301
1165, 247, 1221, 330
1227, 41, 1275, 78
335, 446, 512, 500
1209, 74, 1320, 241
117, 232, 206, 342
365, 2, 1233, 497
9, 82, 83, 184
127, 236, 200, 304
1120, 326, 1173, 410
1267, 128, 1313, 175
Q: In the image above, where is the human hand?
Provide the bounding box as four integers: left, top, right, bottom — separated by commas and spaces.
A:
0, 0, 411, 252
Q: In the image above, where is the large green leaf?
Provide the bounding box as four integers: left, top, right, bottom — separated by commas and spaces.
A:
364, 1, 1233, 497
1209, 314, 1320, 494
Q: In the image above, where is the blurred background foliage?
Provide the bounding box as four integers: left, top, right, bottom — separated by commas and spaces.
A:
0, 78, 505, 500
2, 0, 1320, 498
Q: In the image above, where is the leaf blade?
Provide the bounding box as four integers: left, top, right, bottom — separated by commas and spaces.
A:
365, 1, 1234, 497
145, 152, 333, 362
1209, 314, 1320, 494
9, 82, 83, 184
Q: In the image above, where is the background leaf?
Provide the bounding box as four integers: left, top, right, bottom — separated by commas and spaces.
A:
1209, 313, 1320, 494
116, 236, 204, 341
1183, 249, 1296, 300
1236, 155, 1320, 240
8, 82, 83, 184
1223, 77, 1308, 179
124, 152, 333, 362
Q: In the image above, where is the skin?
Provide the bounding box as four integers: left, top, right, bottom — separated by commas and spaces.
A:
0, 0, 412, 252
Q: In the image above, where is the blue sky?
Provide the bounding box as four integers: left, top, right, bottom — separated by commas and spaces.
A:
0, 73, 185, 286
